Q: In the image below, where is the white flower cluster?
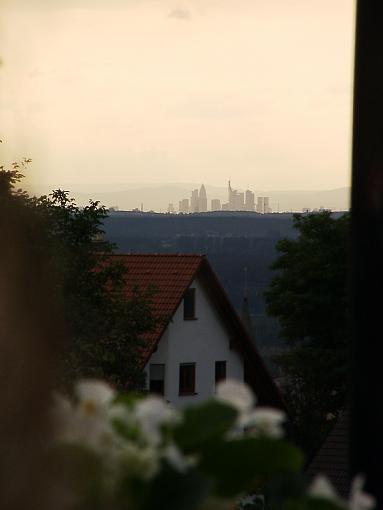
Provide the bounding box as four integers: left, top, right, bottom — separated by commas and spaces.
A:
216, 379, 286, 438
309, 474, 375, 510
52, 378, 375, 510
53, 380, 188, 482
52, 378, 286, 488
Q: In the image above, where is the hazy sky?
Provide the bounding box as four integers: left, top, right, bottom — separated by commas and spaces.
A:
1, 0, 355, 192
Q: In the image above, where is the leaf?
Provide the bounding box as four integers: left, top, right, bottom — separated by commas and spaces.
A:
114, 392, 144, 408
142, 465, 212, 510
265, 472, 307, 509
174, 400, 238, 453
199, 437, 304, 497
285, 495, 345, 510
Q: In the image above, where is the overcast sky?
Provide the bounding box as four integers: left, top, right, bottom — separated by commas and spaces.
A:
0, 0, 355, 193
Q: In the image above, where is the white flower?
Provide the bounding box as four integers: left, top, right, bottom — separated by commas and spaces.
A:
109, 403, 135, 426
216, 380, 285, 437
54, 380, 118, 454
216, 379, 255, 413
309, 474, 375, 510
247, 407, 286, 438
162, 443, 195, 473
76, 379, 115, 413
349, 475, 375, 510
118, 441, 159, 481
309, 475, 339, 502
135, 396, 181, 446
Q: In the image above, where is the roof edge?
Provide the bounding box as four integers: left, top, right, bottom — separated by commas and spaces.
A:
196, 258, 286, 411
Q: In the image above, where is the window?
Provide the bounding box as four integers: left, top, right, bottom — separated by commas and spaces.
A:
149, 364, 165, 395
183, 288, 196, 319
215, 361, 226, 384
179, 363, 196, 395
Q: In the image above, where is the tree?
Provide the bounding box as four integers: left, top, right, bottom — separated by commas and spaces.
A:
264, 211, 349, 455
0, 161, 157, 390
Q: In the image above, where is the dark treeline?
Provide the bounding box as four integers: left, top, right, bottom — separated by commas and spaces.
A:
104, 211, 297, 238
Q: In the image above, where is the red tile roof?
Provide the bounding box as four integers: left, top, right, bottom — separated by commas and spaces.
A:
109, 254, 204, 362
113, 254, 202, 317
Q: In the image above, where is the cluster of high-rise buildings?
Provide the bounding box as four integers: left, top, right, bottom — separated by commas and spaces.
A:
176, 184, 208, 213
173, 181, 272, 214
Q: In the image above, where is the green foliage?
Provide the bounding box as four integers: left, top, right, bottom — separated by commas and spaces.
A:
0, 159, 30, 198
141, 465, 212, 510
285, 496, 344, 510
265, 212, 349, 454
0, 161, 157, 389
266, 212, 349, 350
174, 400, 238, 453
173, 400, 303, 501
199, 437, 303, 497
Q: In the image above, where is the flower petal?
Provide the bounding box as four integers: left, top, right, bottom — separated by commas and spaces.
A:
350, 475, 376, 510
135, 396, 181, 445
248, 407, 286, 438
309, 475, 338, 501
76, 379, 115, 406
216, 379, 255, 412
163, 443, 189, 473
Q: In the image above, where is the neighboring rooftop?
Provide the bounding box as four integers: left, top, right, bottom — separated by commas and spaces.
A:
306, 410, 350, 497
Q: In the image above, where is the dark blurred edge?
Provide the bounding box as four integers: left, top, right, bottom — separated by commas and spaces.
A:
0, 200, 63, 510
350, 0, 383, 505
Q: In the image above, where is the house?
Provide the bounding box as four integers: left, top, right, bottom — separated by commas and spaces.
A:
111, 254, 285, 410
306, 410, 350, 497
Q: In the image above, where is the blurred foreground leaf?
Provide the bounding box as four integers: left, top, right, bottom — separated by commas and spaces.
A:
286, 496, 345, 510
142, 464, 212, 510
174, 400, 238, 453
199, 437, 304, 497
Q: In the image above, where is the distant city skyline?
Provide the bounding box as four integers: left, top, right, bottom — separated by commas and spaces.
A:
19, 178, 350, 213
173, 181, 271, 214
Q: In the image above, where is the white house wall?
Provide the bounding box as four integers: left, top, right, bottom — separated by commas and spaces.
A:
144, 276, 244, 408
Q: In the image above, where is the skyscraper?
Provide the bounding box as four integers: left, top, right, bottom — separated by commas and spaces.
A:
211, 199, 221, 211
256, 197, 265, 214
235, 192, 245, 210
190, 189, 199, 212
228, 180, 236, 209
245, 190, 255, 211
199, 184, 208, 212
226, 181, 247, 210
179, 199, 189, 213
256, 197, 272, 214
